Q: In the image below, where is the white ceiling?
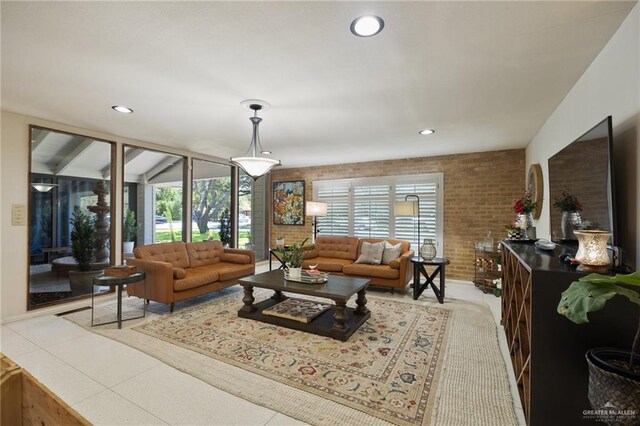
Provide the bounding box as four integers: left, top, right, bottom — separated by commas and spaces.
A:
2, 1, 636, 169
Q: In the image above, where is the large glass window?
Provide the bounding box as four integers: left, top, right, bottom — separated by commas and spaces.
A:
29, 127, 115, 308
191, 159, 232, 243
314, 174, 444, 251
122, 146, 185, 254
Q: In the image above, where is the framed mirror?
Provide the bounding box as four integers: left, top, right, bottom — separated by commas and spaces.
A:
28, 126, 115, 309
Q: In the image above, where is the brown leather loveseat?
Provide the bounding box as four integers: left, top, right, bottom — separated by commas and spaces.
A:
127, 241, 255, 311
301, 236, 413, 291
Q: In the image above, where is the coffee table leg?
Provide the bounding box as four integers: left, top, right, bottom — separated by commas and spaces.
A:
271, 290, 285, 301
355, 289, 369, 315
332, 300, 348, 332
240, 285, 256, 313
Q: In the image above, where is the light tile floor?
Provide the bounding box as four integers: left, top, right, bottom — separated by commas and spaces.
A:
1, 263, 525, 425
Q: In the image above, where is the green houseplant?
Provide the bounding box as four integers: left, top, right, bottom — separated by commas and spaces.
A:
219, 209, 231, 247
557, 272, 640, 418
277, 238, 311, 277
123, 208, 138, 253
69, 206, 100, 296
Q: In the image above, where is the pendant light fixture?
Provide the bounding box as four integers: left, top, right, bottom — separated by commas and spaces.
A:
231, 100, 281, 179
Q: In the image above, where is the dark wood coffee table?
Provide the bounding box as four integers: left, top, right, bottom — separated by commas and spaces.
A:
238, 270, 371, 342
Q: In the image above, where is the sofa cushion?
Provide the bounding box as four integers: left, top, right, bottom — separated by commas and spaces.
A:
220, 252, 251, 264
206, 262, 255, 281
174, 267, 220, 292
186, 241, 224, 267
355, 241, 385, 265
173, 267, 186, 279
314, 236, 359, 260
134, 242, 190, 269
343, 263, 399, 280
382, 242, 403, 265
301, 257, 354, 272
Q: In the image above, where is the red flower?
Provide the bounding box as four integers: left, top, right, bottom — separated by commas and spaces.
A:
513, 192, 536, 214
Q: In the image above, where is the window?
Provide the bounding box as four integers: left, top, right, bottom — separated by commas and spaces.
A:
314, 174, 443, 251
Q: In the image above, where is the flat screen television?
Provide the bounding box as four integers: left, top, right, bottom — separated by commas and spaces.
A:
548, 116, 616, 245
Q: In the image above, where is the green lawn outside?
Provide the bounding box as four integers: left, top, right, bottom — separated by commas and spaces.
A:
156, 230, 251, 247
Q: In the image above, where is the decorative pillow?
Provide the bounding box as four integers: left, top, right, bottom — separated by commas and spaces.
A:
382, 242, 402, 265
173, 267, 186, 279
355, 241, 385, 265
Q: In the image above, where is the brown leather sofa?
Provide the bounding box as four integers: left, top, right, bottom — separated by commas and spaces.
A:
301, 236, 414, 291
126, 241, 255, 311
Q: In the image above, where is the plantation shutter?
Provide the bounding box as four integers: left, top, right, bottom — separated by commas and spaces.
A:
315, 186, 349, 236
353, 185, 390, 238
313, 174, 443, 251
395, 183, 438, 249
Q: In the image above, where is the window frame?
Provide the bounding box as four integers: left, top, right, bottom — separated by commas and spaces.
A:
313, 173, 444, 251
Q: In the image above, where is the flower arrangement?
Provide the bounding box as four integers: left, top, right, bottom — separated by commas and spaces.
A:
513, 191, 537, 214
553, 190, 582, 212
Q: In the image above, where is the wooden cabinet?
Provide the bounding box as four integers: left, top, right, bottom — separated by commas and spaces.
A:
500, 241, 637, 425
1, 354, 90, 425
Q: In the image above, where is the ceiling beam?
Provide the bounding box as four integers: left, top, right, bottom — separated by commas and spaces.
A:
54, 138, 95, 175
31, 128, 49, 152
101, 148, 143, 179
144, 157, 180, 183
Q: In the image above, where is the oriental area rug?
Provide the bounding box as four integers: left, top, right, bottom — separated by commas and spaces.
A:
65, 288, 518, 425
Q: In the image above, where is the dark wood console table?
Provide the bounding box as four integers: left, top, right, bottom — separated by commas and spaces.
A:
500, 241, 636, 425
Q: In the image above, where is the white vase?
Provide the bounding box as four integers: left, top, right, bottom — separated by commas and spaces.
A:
288, 267, 302, 278
123, 241, 134, 254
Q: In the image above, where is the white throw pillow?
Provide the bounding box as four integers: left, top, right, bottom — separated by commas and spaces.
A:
355, 241, 385, 265
382, 242, 402, 265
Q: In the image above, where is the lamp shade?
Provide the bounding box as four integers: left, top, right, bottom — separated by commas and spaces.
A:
231, 157, 281, 179
31, 183, 57, 192
574, 230, 612, 266
306, 201, 328, 216
394, 200, 418, 216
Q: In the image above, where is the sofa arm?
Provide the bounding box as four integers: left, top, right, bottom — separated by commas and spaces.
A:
223, 248, 255, 265
396, 250, 415, 286
126, 258, 174, 304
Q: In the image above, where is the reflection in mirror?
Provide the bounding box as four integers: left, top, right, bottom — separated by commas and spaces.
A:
548, 117, 614, 244
122, 146, 185, 259
29, 127, 114, 308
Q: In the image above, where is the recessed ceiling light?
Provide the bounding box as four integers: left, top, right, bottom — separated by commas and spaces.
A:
112, 105, 133, 114
350, 15, 384, 37
261, 150, 272, 155
419, 129, 435, 135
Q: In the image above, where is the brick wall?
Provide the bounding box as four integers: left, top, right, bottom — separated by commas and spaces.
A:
269, 149, 525, 280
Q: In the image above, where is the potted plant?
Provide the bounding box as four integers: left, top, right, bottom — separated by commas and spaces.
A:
557, 272, 640, 418
276, 236, 285, 247
69, 206, 101, 296
553, 189, 584, 239
219, 209, 231, 247
123, 208, 137, 254
277, 238, 310, 278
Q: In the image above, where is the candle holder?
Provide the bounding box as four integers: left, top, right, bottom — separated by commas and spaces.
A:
574, 230, 612, 273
